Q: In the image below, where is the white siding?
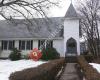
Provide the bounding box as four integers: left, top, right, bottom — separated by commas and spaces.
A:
15, 40, 19, 49
21, 40, 38, 56
33, 40, 38, 49
53, 39, 64, 57
64, 18, 80, 55
0, 40, 12, 57
0, 50, 11, 58
0, 39, 65, 58
0, 40, 39, 58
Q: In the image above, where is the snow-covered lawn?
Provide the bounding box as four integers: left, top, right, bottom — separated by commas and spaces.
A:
0, 59, 46, 80
89, 63, 100, 73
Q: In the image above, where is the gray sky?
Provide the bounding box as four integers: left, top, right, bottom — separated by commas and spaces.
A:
49, 0, 77, 17
0, 0, 78, 19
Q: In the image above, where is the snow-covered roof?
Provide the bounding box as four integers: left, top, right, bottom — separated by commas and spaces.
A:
0, 17, 64, 40
65, 3, 78, 18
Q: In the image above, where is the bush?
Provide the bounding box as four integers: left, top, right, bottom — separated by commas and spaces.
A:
21, 54, 29, 60
83, 54, 94, 63
77, 56, 100, 80
81, 52, 94, 62
9, 48, 21, 61
41, 47, 60, 60
83, 50, 89, 55
9, 58, 65, 80
93, 58, 100, 64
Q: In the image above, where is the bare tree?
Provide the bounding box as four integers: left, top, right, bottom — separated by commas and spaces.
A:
0, 0, 59, 20
78, 0, 100, 57
0, 0, 60, 36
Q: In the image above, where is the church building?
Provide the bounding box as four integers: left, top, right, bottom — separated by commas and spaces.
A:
0, 3, 82, 58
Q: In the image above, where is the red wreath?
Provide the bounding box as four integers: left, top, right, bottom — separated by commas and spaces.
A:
29, 48, 42, 61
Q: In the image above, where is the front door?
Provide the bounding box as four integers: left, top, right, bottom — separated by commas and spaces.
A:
66, 38, 77, 56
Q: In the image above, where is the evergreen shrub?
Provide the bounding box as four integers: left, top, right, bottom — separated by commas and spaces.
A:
41, 47, 60, 60
9, 48, 21, 61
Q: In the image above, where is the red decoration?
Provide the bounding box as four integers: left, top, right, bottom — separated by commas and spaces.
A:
29, 48, 42, 61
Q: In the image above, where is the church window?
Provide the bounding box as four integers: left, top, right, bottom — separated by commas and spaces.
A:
1, 40, 15, 50
19, 40, 33, 50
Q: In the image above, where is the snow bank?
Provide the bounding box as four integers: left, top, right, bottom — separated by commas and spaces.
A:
0, 59, 46, 80
89, 63, 100, 73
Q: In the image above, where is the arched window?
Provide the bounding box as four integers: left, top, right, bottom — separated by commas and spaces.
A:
67, 38, 77, 53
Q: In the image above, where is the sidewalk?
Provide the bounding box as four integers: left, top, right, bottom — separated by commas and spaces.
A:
59, 63, 80, 80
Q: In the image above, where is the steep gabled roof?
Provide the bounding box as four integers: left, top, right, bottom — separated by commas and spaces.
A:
65, 3, 77, 18
0, 17, 64, 39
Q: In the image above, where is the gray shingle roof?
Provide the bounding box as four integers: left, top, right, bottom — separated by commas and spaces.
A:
0, 17, 64, 39
65, 3, 77, 18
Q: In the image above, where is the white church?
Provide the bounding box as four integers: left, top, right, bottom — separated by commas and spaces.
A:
0, 3, 86, 58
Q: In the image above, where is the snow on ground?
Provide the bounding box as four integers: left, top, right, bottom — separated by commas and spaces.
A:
0, 59, 46, 80
89, 63, 100, 73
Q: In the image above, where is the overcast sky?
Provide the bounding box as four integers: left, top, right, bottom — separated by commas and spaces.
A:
49, 0, 77, 17
0, 0, 78, 19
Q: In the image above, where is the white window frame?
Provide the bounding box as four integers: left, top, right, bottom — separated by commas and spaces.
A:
38, 40, 45, 49
19, 40, 33, 50
2, 40, 15, 50
26, 40, 33, 50
38, 40, 53, 49
46, 40, 53, 48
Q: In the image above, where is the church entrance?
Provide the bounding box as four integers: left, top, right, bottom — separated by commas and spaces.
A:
66, 38, 77, 56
